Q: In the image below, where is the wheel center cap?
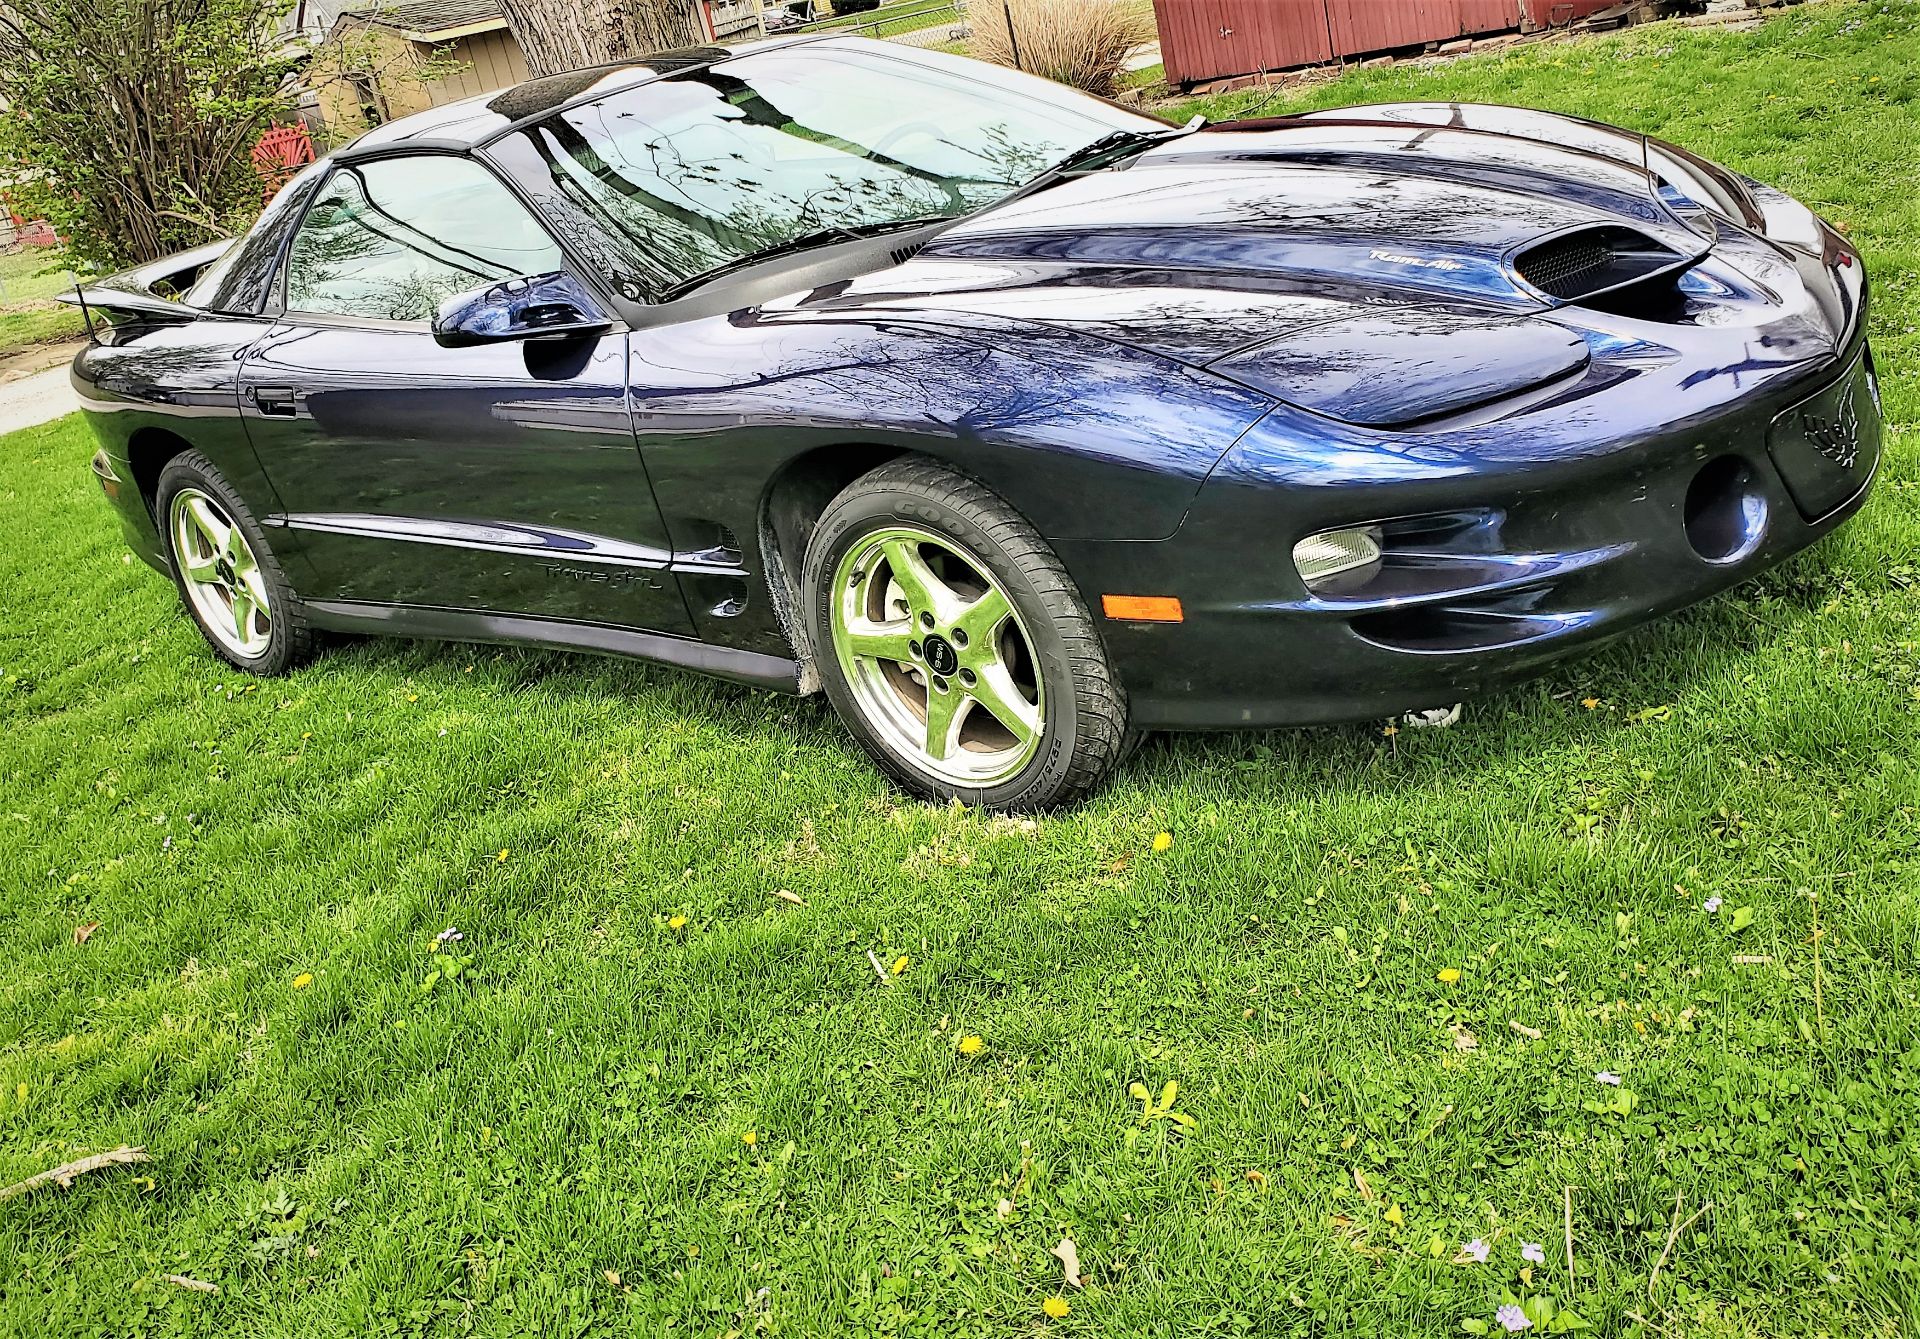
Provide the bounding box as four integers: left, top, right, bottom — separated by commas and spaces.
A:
922, 634, 959, 677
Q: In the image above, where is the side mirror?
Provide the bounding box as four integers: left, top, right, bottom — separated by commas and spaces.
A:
432, 272, 613, 348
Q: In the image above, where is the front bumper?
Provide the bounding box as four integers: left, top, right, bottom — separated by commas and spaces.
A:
1067, 339, 1882, 731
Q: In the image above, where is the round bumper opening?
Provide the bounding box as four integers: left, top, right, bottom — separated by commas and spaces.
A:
1684, 455, 1768, 563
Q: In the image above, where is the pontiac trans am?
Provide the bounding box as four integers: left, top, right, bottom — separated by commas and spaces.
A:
68, 37, 1881, 807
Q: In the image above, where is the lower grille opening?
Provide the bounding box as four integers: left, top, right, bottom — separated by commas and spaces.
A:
1352, 594, 1577, 654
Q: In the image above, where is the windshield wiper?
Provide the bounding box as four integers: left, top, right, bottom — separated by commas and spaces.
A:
657, 215, 957, 301
1021, 116, 1208, 191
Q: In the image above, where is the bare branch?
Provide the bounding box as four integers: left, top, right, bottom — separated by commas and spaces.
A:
0, 1146, 150, 1203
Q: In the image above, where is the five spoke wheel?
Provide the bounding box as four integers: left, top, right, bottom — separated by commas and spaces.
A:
831, 526, 1044, 787
169, 487, 273, 659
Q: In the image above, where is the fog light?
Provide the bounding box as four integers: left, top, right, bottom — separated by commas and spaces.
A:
1293, 524, 1384, 594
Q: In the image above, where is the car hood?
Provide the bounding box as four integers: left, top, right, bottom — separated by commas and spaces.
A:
782, 109, 1721, 425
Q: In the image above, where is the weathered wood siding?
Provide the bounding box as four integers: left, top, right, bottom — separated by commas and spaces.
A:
421, 28, 533, 103
1153, 0, 1621, 85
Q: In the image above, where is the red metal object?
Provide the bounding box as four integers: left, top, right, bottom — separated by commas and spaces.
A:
250, 125, 316, 204
1154, 0, 1624, 87
5, 199, 58, 247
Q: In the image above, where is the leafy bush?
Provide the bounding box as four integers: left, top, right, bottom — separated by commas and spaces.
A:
969, 0, 1153, 97
0, 0, 295, 273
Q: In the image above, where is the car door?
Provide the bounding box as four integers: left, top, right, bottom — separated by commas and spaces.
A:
237, 151, 692, 635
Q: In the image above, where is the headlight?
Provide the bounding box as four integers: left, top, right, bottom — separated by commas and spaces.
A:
1293, 524, 1383, 594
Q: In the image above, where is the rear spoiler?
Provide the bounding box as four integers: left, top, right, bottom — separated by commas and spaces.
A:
57, 239, 232, 336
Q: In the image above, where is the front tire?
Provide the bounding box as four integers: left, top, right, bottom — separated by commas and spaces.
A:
157, 451, 315, 676
803, 458, 1130, 809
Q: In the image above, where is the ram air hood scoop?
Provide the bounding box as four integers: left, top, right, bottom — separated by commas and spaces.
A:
921, 152, 1702, 310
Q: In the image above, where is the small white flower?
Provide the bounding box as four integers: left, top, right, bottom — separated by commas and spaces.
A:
1496, 1302, 1532, 1332
1704, 896, 1723, 914
1461, 1238, 1491, 1263
1521, 1240, 1545, 1264
1595, 1070, 1622, 1086
435, 926, 464, 944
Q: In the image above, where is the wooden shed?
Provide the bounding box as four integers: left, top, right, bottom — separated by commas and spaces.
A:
311, 0, 532, 134
1151, 0, 1629, 87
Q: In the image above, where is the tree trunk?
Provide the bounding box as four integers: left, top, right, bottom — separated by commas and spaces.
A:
497, 0, 702, 79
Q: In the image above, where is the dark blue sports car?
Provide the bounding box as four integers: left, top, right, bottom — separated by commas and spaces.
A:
71, 37, 1880, 807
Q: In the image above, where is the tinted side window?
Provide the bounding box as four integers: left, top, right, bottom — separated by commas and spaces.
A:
283, 155, 564, 321
185, 162, 329, 314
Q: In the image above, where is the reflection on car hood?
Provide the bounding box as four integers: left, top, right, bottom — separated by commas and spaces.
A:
798, 108, 1705, 368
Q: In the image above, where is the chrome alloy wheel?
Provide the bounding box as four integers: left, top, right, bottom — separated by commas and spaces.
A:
169, 488, 273, 659
830, 525, 1045, 787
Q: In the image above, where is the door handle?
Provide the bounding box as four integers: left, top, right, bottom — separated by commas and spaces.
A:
252, 385, 299, 417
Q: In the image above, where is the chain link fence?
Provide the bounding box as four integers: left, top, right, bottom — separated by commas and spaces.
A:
765, 1, 972, 49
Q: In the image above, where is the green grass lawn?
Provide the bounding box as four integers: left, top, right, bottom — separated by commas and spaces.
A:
0, 305, 86, 355
0, 249, 80, 305
4, 3, 1919, 1335
0, 249, 86, 357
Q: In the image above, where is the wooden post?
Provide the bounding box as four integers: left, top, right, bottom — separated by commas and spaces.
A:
1003, 0, 1023, 70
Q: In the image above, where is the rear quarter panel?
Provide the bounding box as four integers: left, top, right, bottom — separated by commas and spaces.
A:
72, 319, 275, 565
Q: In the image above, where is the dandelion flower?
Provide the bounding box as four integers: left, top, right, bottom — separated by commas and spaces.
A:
1152, 832, 1172, 852
292, 972, 314, 990
1436, 967, 1462, 985
496, 849, 509, 862
742, 1130, 757, 1147
1461, 1238, 1490, 1263
957, 1035, 985, 1055
891, 955, 909, 976
1595, 1070, 1622, 1086
668, 914, 688, 930
1496, 1303, 1532, 1332
1521, 1241, 1545, 1264
1042, 1297, 1070, 1319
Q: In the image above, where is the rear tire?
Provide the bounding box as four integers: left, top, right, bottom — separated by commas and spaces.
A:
157, 451, 316, 676
803, 458, 1129, 809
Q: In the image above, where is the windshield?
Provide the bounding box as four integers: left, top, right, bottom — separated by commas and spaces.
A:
485, 42, 1158, 299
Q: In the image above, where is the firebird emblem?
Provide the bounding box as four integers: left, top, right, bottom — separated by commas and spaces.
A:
1801, 381, 1861, 469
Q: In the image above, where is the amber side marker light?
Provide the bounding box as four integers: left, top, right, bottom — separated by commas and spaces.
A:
1102, 595, 1184, 623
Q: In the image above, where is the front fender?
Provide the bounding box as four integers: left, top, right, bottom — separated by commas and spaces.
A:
632, 307, 1277, 543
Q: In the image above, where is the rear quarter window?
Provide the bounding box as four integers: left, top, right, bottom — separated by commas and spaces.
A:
185, 162, 331, 315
